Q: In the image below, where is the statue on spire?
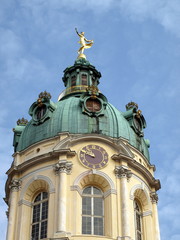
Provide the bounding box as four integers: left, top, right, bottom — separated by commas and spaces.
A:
75, 28, 94, 59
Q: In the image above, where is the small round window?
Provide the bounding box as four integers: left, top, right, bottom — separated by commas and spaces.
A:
35, 105, 47, 120
86, 98, 102, 112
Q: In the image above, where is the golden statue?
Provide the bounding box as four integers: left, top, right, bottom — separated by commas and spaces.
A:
75, 28, 93, 59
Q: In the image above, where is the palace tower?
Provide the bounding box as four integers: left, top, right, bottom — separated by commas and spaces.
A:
5, 54, 161, 240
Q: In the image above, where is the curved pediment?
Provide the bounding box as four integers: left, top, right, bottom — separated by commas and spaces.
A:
53, 133, 134, 158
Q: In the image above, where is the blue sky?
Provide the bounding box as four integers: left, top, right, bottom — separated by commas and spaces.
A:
1, 0, 180, 239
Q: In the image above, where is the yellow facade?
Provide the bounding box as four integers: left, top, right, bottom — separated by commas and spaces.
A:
5, 132, 160, 240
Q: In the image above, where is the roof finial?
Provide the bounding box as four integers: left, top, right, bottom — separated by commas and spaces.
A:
75, 28, 94, 59
126, 101, 138, 110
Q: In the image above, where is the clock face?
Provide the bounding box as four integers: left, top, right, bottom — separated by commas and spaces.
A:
79, 145, 108, 169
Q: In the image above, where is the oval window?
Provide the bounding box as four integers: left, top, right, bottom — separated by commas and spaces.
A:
86, 98, 101, 112
35, 105, 47, 120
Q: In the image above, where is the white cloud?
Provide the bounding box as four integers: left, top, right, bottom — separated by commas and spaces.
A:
3, 0, 180, 40
65, 0, 114, 12
119, 0, 180, 38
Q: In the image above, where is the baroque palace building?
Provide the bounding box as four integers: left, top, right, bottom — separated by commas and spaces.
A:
5, 49, 161, 240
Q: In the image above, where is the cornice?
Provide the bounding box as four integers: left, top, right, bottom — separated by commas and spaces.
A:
12, 135, 60, 158
112, 153, 161, 191
5, 149, 75, 202
7, 149, 75, 176
53, 134, 134, 159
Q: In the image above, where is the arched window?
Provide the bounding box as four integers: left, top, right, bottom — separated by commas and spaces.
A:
31, 192, 48, 240
81, 74, 87, 85
82, 186, 104, 235
71, 75, 76, 87
134, 200, 143, 240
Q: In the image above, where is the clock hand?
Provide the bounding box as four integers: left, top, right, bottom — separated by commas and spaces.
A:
81, 149, 95, 157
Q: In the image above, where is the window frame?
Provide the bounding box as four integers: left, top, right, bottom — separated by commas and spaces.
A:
81, 73, 88, 85
82, 186, 104, 236
134, 200, 143, 240
31, 192, 49, 240
71, 75, 77, 87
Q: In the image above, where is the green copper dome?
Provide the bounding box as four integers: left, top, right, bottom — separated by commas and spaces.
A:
13, 58, 150, 161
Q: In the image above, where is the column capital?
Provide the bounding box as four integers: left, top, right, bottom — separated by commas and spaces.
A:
150, 191, 158, 203
9, 179, 21, 192
54, 160, 73, 175
114, 166, 132, 180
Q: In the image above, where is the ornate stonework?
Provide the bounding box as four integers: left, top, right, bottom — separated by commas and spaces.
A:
9, 179, 21, 191
150, 191, 158, 203
54, 161, 73, 175
17, 118, 28, 126
38, 91, 51, 100
125, 101, 138, 110
86, 85, 99, 98
114, 166, 132, 180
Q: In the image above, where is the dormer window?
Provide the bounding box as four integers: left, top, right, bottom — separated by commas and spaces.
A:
36, 105, 46, 120
86, 98, 101, 112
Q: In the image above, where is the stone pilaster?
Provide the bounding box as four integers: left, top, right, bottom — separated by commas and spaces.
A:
6, 179, 21, 240
150, 192, 161, 240
115, 167, 132, 240
54, 161, 73, 233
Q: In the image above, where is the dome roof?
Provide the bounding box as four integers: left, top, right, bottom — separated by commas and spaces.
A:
13, 58, 150, 161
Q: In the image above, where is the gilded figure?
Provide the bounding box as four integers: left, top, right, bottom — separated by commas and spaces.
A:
75, 28, 93, 57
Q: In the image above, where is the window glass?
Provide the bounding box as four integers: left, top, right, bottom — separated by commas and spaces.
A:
36, 105, 46, 120
94, 217, 103, 235
81, 74, 87, 85
34, 194, 41, 202
86, 99, 101, 112
82, 186, 104, 235
42, 201, 48, 220
32, 224, 39, 240
31, 192, 48, 240
134, 200, 143, 240
82, 216, 91, 234
94, 198, 103, 216
40, 221, 47, 239
32, 204, 40, 223
83, 187, 91, 194
71, 75, 76, 87
93, 187, 101, 195
82, 197, 91, 215
43, 192, 48, 199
